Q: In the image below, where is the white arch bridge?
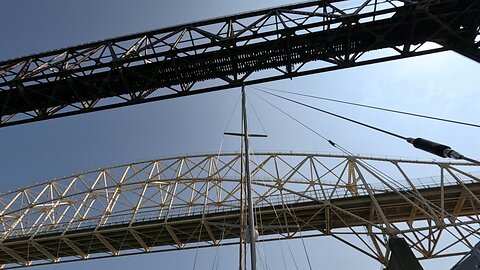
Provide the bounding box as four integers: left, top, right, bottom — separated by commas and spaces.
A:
0, 152, 479, 268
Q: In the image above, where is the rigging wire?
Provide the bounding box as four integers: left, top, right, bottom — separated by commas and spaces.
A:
246, 93, 269, 139
258, 89, 480, 165
299, 233, 313, 270
250, 88, 480, 261
192, 222, 205, 270
215, 91, 246, 269
285, 238, 301, 270
257, 157, 311, 270
245, 88, 279, 270
246, 89, 480, 270
248, 145, 271, 270
254, 208, 268, 270
279, 241, 289, 270
253, 90, 480, 238
280, 190, 314, 270
253, 88, 475, 211
252, 91, 336, 146
257, 244, 270, 270
217, 92, 242, 160
212, 213, 229, 270
259, 89, 407, 140
245, 134, 317, 270
253, 88, 418, 198
256, 86, 480, 128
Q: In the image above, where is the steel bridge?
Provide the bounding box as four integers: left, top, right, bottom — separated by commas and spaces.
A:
0, 153, 478, 268
1, 0, 480, 269
0, 0, 479, 127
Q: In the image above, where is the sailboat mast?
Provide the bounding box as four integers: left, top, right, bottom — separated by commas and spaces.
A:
239, 117, 245, 270
241, 85, 257, 270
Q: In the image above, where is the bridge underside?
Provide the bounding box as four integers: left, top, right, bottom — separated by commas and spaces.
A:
0, 0, 479, 126
0, 181, 479, 267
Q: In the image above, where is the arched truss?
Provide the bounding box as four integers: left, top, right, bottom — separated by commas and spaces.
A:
0, 152, 479, 268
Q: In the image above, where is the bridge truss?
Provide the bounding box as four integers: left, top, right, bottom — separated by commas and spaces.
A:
1, 0, 480, 269
0, 0, 479, 127
0, 153, 479, 268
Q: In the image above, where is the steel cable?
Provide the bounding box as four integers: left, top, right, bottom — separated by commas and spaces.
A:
256, 87, 480, 128
252, 90, 480, 239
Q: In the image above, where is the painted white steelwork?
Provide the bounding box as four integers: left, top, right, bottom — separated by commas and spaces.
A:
0, 152, 478, 268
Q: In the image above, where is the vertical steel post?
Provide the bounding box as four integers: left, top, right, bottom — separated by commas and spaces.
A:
242, 85, 257, 270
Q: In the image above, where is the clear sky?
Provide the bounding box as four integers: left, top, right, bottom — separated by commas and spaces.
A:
0, 0, 480, 269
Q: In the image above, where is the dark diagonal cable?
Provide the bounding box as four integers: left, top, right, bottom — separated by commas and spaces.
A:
260, 90, 407, 140
260, 90, 480, 165
254, 90, 480, 237
255, 89, 480, 244
257, 87, 480, 128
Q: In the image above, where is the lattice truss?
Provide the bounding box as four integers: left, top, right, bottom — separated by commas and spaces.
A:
0, 153, 478, 268
0, 0, 478, 126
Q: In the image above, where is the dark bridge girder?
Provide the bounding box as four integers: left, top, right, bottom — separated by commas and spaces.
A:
0, 0, 479, 127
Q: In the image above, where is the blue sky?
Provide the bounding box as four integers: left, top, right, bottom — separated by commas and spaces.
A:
0, 0, 480, 269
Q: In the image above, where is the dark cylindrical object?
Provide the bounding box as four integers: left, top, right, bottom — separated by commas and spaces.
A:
409, 138, 451, 158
